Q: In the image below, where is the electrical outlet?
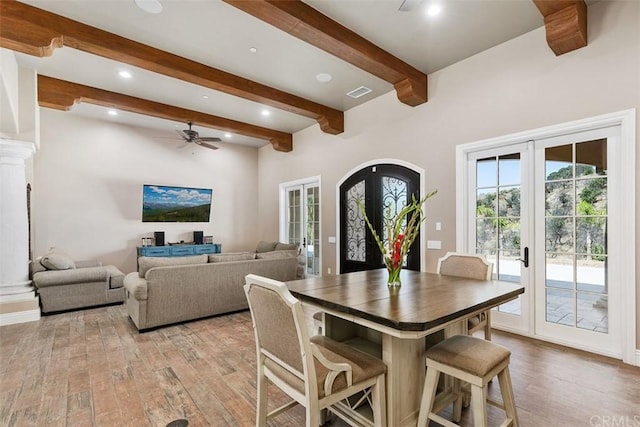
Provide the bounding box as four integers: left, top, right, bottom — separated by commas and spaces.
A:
327, 267, 331, 275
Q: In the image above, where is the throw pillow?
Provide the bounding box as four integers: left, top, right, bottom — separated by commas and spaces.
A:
208, 252, 255, 262
40, 252, 76, 270
275, 242, 298, 251
255, 241, 277, 253
138, 254, 208, 278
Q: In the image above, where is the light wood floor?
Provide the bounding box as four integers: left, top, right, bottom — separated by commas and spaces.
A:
1, 304, 639, 426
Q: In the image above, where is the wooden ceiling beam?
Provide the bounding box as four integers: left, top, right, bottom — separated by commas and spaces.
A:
532, 0, 587, 55
223, 0, 428, 107
0, 0, 343, 135
38, 75, 293, 152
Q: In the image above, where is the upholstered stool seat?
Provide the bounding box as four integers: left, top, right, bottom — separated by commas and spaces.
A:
417, 335, 519, 427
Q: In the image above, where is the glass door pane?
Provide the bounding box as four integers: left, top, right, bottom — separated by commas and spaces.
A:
475, 153, 523, 315
543, 139, 608, 333
305, 184, 320, 276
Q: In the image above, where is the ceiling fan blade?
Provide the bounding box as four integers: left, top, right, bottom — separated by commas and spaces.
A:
176, 129, 190, 141
197, 137, 222, 142
398, 0, 421, 11
195, 140, 219, 150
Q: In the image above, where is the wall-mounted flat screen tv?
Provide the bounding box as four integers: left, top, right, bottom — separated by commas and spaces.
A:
142, 184, 212, 222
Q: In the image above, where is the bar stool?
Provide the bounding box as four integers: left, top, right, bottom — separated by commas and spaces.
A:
417, 335, 519, 427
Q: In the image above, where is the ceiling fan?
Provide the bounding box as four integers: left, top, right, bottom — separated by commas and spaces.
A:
176, 121, 220, 150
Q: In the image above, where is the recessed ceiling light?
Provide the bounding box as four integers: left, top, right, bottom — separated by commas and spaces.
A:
202, 95, 209, 99
118, 70, 132, 79
426, 4, 442, 16
316, 73, 333, 83
135, 0, 163, 14
108, 110, 118, 116
224, 133, 232, 138
261, 109, 270, 116
249, 47, 258, 53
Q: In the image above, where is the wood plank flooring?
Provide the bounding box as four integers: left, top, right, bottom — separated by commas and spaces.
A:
1, 304, 639, 426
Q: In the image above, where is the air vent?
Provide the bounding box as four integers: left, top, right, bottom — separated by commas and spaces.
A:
346, 86, 373, 99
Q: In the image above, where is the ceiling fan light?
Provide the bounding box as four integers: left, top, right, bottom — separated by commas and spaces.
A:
426, 4, 442, 17
135, 0, 163, 14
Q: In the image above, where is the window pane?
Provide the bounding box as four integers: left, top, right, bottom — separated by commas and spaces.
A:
546, 288, 575, 327
546, 253, 574, 290
545, 181, 573, 216
382, 176, 408, 249
576, 139, 607, 177
498, 153, 520, 186
477, 157, 496, 187
577, 293, 608, 333
545, 218, 573, 253
576, 255, 607, 293
476, 218, 497, 251
498, 186, 520, 216
576, 217, 607, 256
545, 145, 573, 180
576, 177, 607, 215
346, 180, 366, 262
499, 219, 520, 250
477, 188, 496, 217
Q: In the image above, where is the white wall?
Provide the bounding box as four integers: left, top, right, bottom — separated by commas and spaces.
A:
33, 110, 259, 274
257, 1, 640, 344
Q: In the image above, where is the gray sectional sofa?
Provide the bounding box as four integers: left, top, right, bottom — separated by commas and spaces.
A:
124, 247, 299, 331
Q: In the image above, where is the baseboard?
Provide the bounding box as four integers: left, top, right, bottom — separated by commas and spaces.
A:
0, 309, 40, 326
636, 349, 640, 367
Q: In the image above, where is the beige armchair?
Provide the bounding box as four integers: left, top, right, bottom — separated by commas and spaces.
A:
31, 251, 124, 313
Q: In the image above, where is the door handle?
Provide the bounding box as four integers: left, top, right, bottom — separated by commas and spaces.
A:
518, 247, 529, 268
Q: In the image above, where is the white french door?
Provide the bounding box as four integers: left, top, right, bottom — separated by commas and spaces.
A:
533, 127, 621, 355
280, 178, 321, 277
459, 111, 636, 362
467, 143, 532, 334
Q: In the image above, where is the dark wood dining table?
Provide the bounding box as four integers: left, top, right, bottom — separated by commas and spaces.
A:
286, 268, 524, 427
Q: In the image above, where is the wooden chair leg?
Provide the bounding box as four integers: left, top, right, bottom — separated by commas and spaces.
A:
417, 367, 440, 427
452, 378, 463, 422
497, 368, 519, 427
470, 385, 488, 427
371, 374, 387, 427
484, 311, 492, 341
256, 371, 268, 427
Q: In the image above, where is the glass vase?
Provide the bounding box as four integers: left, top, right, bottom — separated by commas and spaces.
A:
386, 261, 402, 289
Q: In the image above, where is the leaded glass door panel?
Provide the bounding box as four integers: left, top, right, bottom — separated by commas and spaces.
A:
340, 164, 420, 273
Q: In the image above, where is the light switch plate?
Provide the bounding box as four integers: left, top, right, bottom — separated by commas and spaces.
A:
328, 236, 336, 243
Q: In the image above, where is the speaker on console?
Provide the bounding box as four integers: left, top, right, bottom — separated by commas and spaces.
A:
194, 231, 204, 245
154, 231, 165, 246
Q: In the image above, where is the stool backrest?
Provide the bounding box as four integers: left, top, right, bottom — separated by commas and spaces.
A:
437, 252, 493, 281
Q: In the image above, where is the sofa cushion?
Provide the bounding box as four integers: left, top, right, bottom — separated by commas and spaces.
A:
138, 254, 208, 278
275, 242, 298, 251
256, 250, 297, 260
256, 241, 278, 253
208, 252, 255, 262
40, 251, 76, 270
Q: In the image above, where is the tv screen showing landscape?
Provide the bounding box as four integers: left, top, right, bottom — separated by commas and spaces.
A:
142, 184, 212, 222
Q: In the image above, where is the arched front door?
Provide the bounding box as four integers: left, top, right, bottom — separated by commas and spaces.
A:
340, 164, 421, 273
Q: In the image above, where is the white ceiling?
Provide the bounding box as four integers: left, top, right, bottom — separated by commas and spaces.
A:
15, 0, 545, 148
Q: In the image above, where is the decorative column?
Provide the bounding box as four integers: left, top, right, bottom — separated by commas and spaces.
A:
0, 139, 40, 325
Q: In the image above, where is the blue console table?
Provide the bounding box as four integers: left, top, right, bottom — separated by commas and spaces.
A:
137, 243, 222, 258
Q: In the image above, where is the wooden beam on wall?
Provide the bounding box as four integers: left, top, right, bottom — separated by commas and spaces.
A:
0, 0, 343, 135
224, 0, 428, 107
38, 75, 293, 152
533, 0, 587, 55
